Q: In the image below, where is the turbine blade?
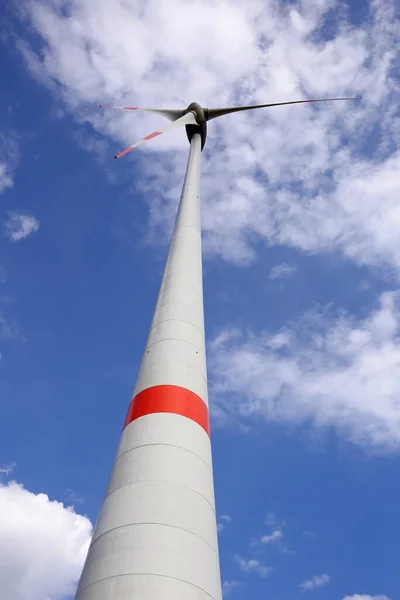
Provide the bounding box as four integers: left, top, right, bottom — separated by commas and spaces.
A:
114, 111, 198, 159
100, 105, 185, 122
207, 97, 362, 120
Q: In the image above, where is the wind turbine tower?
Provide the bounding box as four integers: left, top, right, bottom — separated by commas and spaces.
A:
74, 96, 359, 600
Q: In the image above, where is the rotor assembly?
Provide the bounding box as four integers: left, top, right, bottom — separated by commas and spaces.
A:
100, 95, 361, 158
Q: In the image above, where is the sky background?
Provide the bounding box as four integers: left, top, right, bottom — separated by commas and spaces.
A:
0, 0, 399, 599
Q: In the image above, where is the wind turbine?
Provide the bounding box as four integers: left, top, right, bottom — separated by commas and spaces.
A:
75, 96, 359, 600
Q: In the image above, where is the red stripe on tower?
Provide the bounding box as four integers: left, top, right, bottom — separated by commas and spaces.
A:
124, 385, 210, 436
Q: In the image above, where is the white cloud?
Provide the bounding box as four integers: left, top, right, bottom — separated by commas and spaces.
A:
63, 488, 85, 506
265, 512, 286, 528
358, 280, 371, 292
210, 291, 400, 451
303, 530, 317, 540
217, 514, 232, 533
251, 524, 293, 553
260, 528, 284, 544
5, 212, 40, 241
0, 312, 20, 341
0, 162, 14, 194
0, 480, 92, 600
343, 596, 390, 600
15, 0, 400, 274
235, 555, 273, 578
299, 574, 330, 590
0, 134, 18, 194
0, 462, 16, 476
222, 580, 241, 596
269, 263, 297, 280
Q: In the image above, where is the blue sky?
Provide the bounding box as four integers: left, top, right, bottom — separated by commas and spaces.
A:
0, 0, 398, 599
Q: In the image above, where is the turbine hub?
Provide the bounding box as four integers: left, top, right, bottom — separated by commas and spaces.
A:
184, 102, 207, 150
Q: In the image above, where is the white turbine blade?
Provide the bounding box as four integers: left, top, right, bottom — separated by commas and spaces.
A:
114, 111, 198, 159
100, 105, 184, 122
207, 97, 362, 120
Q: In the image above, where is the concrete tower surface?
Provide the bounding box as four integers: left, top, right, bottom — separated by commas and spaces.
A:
75, 132, 222, 600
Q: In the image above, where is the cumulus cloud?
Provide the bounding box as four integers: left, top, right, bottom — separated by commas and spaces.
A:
265, 512, 286, 528
221, 514, 232, 522
0, 162, 14, 194
0, 134, 18, 194
15, 0, 400, 273
0, 462, 16, 476
5, 212, 40, 241
299, 574, 330, 590
0, 480, 92, 600
343, 596, 390, 600
218, 513, 233, 533
269, 263, 297, 280
235, 555, 273, 578
0, 312, 20, 341
63, 488, 85, 506
303, 530, 317, 540
210, 291, 400, 451
260, 528, 284, 544
251, 525, 293, 553
222, 580, 241, 596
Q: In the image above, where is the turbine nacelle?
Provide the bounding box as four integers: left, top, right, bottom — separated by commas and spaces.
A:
100, 95, 361, 159
184, 102, 207, 149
